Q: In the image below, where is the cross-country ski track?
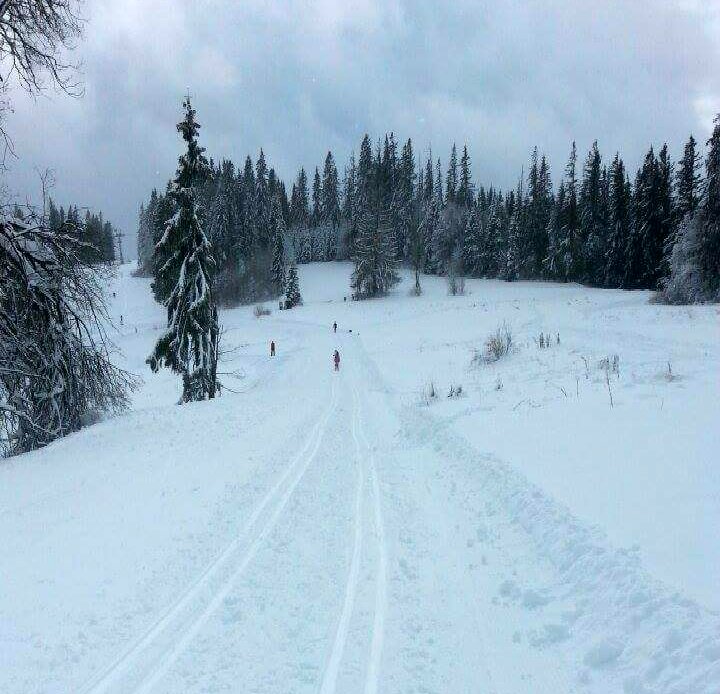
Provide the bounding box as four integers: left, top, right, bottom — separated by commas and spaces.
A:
1, 262, 719, 694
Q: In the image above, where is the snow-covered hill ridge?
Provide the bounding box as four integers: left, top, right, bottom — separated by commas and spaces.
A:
0, 262, 718, 693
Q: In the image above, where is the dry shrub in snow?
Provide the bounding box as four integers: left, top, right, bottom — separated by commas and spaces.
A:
420, 381, 437, 406
253, 304, 271, 318
447, 384, 463, 398
476, 322, 513, 364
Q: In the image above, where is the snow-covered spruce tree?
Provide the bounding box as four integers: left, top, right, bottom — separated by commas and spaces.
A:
270, 196, 287, 294
148, 98, 220, 403
137, 192, 158, 275
285, 262, 302, 308
562, 142, 581, 281
696, 116, 720, 299
461, 204, 483, 276
505, 174, 525, 281
604, 154, 631, 288
0, 214, 136, 456
579, 141, 605, 284
418, 195, 440, 274
351, 203, 399, 298
544, 181, 567, 280
525, 148, 553, 278
659, 214, 703, 303
675, 135, 702, 222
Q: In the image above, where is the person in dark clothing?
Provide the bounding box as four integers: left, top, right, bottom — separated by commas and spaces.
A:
270, 340, 276, 357
333, 350, 340, 371
333, 321, 337, 333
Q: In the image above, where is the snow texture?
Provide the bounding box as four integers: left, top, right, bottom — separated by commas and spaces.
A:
0, 262, 718, 693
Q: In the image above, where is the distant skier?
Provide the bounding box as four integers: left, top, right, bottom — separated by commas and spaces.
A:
333, 321, 337, 333
270, 340, 276, 357
333, 350, 340, 371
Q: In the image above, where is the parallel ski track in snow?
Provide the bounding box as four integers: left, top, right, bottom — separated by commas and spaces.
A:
318, 382, 365, 694
80, 377, 339, 694
317, 353, 388, 694
352, 363, 388, 694
354, 382, 388, 694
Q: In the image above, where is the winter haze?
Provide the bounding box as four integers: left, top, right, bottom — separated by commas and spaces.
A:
5, 0, 720, 255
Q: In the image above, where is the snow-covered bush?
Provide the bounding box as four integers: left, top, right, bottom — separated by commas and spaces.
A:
253, 304, 271, 318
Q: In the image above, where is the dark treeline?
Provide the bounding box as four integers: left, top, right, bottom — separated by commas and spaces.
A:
138, 118, 720, 305
46, 199, 119, 264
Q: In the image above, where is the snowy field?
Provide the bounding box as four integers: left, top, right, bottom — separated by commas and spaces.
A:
1, 262, 718, 694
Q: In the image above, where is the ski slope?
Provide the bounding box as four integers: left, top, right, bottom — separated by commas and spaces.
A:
1, 263, 718, 694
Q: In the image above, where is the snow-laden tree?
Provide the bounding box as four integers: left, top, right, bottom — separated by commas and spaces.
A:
604, 154, 631, 288
579, 141, 605, 284
0, 213, 136, 456
505, 175, 525, 281
658, 214, 703, 303
696, 116, 720, 298
351, 204, 399, 298
270, 195, 286, 294
148, 98, 220, 403
284, 262, 302, 308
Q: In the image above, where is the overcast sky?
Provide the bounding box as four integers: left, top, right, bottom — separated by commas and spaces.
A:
4, 0, 720, 258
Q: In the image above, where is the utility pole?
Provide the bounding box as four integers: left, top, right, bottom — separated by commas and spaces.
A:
114, 230, 125, 264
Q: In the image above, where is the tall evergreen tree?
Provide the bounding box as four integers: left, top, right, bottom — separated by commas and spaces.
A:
290, 167, 309, 228
545, 181, 567, 280
285, 262, 302, 308
676, 135, 702, 222
341, 153, 357, 259
321, 151, 340, 231
456, 145, 473, 207
697, 116, 720, 298
423, 156, 434, 203
656, 144, 675, 281
563, 142, 581, 280
526, 148, 553, 277
505, 174, 525, 281
445, 144, 458, 204
270, 195, 287, 294
395, 138, 416, 259
579, 141, 606, 284
351, 201, 399, 298
605, 154, 631, 287
148, 98, 220, 403
255, 149, 271, 249
311, 166, 322, 227
626, 146, 670, 289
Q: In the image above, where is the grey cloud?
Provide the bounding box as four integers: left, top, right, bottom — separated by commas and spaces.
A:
3, 0, 719, 257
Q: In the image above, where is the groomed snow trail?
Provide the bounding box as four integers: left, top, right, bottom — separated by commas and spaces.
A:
79, 374, 339, 694
353, 378, 388, 694
317, 385, 364, 694
132, 378, 339, 694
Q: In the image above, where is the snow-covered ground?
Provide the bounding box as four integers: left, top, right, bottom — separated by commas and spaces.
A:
1, 262, 718, 694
